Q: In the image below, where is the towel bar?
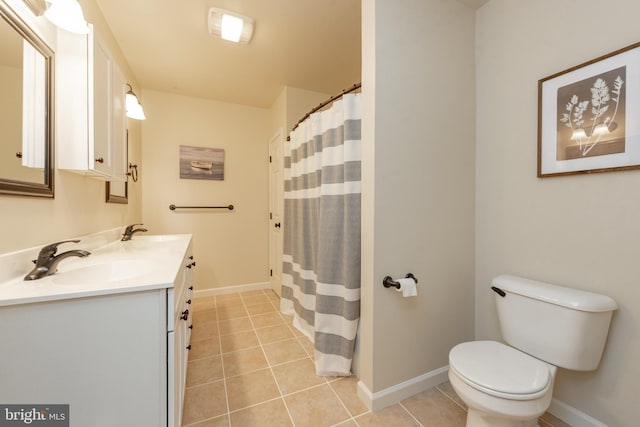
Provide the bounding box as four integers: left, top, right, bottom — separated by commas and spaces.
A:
169, 204, 234, 211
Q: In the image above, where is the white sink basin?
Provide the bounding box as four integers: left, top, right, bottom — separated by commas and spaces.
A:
129, 234, 183, 242
52, 259, 158, 286
0, 232, 191, 306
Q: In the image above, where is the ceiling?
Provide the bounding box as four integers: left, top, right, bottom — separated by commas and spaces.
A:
95, 0, 362, 108
94, 0, 488, 109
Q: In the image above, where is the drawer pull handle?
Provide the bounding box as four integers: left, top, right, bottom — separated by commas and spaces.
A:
180, 309, 189, 321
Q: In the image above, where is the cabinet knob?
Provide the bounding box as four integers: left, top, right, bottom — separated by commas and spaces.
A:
186, 299, 192, 305
95, 157, 104, 163
180, 309, 189, 321
189, 286, 193, 291
186, 345, 192, 350
189, 325, 193, 330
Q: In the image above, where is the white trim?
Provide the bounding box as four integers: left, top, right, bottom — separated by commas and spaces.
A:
356, 366, 449, 412
548, 398, 608, 427
193, 281, 270, 298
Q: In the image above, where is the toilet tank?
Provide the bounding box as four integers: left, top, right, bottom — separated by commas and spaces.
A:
491, 274, 617, 371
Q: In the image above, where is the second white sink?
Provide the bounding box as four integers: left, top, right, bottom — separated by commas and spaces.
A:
52, 259, 158, 286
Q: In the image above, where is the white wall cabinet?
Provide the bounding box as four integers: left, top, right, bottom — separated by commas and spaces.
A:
57, 25, 127, 181
0, 243, 194, 427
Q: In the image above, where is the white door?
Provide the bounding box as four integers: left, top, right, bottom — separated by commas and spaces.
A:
269, 130, 284, 296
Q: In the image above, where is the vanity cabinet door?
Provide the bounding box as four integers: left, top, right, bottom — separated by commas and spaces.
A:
168, 246, 194, 427
0, 291, 167, 426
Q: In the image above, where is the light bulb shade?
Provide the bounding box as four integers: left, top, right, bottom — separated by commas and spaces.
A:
127, 102, 146, 120
45, 0, 89, 34
125, 92, 138, 111
125, 88, 146, 120
208, 7, 254, 43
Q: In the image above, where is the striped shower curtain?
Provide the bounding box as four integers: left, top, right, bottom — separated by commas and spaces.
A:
281, 93, 361, 376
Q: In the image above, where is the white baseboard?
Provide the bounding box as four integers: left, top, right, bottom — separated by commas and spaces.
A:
355, 368, 606, 426
357, 366, 449, 412
548, 398, 608, 427
194, 282, 271, 298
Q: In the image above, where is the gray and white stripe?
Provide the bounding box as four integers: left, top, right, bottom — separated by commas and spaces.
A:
281, 93, 361, 376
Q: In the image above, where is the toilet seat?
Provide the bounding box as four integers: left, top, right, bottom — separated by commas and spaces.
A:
449, 341, 552, 401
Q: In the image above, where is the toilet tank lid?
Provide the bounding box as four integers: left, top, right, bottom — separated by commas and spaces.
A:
491, 275, 618, 312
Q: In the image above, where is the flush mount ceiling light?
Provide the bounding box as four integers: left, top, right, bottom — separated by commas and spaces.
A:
125, 84, 146, 120
208, 7, 254, 44
43, 0, 89, 34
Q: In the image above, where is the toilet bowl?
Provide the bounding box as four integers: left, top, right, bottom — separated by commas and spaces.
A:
448, 341, 556, 427
448, 275, 617, 427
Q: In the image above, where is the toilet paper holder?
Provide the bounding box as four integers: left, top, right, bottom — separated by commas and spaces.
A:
383, 273, 418, 289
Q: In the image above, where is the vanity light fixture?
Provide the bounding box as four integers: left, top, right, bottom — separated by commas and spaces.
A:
208, 7, 254, 44
125, 84, 146, 120
44, 0, 89, 34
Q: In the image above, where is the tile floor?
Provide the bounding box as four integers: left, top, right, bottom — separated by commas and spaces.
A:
182, 289, 571, 427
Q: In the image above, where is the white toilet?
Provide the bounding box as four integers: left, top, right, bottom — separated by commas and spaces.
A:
448, 274, 617, 427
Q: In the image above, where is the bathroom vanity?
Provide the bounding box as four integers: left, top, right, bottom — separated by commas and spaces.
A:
0, 232, 193, 427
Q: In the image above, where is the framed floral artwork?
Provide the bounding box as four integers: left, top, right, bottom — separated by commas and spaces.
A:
538, 42, 640, 177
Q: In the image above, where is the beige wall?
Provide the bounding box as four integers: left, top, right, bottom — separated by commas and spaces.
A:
360, 0, 476, 392
0, 0, 141, 255
269, 85, 330, 141
140, 90, 270, 290
476, 1, 640, 425
285, 86, 331, 134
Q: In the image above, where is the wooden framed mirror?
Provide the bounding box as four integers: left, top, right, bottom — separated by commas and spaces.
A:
0, 3, 54, 197
106, 129, 128, 203
106, 181, 128, 204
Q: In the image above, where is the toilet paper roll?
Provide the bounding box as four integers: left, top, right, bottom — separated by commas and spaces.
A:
395, 277, 417, 297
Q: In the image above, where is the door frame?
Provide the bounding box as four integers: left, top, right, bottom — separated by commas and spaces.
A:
268, 129, 284, 296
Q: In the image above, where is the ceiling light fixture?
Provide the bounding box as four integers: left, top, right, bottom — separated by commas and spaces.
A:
43, 0, 89, 34
208, 7, 254, 44
125, 84, 146, 120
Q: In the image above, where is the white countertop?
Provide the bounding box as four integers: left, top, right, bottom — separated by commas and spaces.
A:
0, 233, 192, 307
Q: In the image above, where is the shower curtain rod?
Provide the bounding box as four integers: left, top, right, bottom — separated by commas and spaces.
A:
290, 82, 361, 133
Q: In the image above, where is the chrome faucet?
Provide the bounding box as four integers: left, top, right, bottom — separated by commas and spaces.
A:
121, 223, 148, 241
24, 240, 91, 281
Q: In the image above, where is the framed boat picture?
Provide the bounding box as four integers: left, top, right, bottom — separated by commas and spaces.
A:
179, 145, 225, 180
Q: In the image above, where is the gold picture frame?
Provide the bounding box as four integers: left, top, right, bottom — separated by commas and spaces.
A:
538, 42, 640, 177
